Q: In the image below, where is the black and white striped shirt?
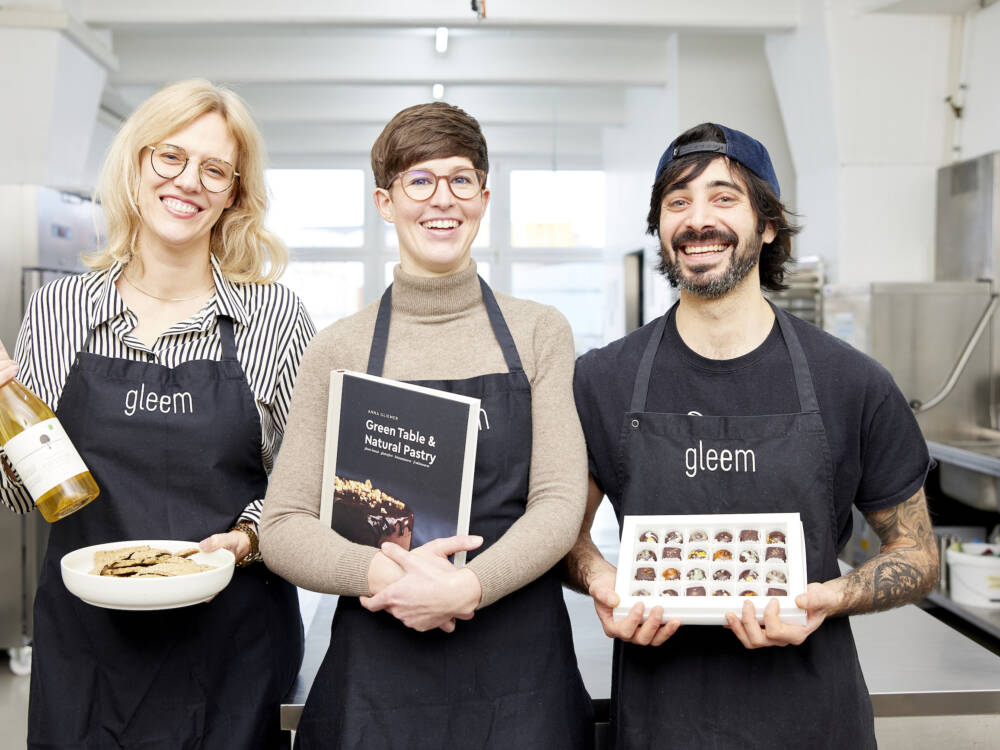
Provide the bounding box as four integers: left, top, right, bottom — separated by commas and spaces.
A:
0, 256, 316, 524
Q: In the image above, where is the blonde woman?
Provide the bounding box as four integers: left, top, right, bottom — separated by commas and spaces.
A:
0, 79, 314, 749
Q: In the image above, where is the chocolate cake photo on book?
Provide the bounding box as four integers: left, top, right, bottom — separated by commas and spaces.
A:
320, 370, 480, 566
331, 476, 414, 550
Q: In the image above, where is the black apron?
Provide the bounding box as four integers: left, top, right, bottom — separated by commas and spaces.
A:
28, 316, 303, 749
610, 305, 875, 750
294, 278, 593, 750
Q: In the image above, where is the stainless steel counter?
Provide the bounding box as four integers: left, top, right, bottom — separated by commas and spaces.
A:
281, 587, 1000, 730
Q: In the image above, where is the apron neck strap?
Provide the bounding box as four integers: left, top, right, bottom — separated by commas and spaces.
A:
216, 316, 238, 362
366, 285, 394, 376
366, 276, 522, 377
629, 314, 667, 413
629, 302, 820, 414
771, 304, 819, 413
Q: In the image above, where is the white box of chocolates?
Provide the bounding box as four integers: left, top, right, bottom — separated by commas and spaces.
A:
613, 513, 807, 626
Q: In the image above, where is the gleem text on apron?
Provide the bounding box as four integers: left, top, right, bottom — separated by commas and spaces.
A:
28, 316, 303, 749
294, 278, 594, 750
609, 304, 875, 750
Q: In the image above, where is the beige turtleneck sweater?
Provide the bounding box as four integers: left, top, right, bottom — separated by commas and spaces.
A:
260, 262, 587, 608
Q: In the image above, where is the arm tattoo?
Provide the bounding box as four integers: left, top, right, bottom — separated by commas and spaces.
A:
836, 488, 939, 617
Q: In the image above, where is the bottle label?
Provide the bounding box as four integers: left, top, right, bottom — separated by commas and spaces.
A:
2, 418, 89, 502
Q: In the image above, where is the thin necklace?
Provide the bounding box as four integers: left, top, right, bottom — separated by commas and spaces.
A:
121, 272, 215, 303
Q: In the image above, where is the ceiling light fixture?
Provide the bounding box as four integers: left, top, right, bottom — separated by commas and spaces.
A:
435, 27, 449, 54
432, 84, 445, 100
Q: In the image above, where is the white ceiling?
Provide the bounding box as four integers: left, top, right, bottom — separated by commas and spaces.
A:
80, 0, 976, 164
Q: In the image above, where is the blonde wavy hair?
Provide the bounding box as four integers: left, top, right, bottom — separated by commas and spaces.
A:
86, 78, 287, 283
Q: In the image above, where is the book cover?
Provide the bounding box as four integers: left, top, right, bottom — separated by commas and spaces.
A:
320, 370, 480, 566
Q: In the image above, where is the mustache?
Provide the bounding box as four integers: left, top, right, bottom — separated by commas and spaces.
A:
671, 228, 739, 249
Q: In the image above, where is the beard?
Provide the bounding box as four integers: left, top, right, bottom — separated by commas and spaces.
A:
658, 227, 763, 299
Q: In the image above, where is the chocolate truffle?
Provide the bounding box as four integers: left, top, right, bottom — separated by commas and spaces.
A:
635, 567, 655, 581
712, 589, 732, 597
662, 546, 682, 559
739, 590, 758, 596
713, 549, 733, 561
661, 589, 679, 596
686, 568, 707, 581
664, 530, 683, 544
633, 588, 651, 596
639, 530, 658, 543
713, 569, 732, 581
662, 567, 681, 581
739, 529, 759, 542
636, 549, 657, 562
766, 570, 787, 584
686, 586, 707, 596
767, 530, 786, 544
739, 549, 759, 563
715, 531, 734, 543
689, 530, 709, 542
766, 587, 787, 597
766, 546, 786, 562
738, 569, 759, 582
688, 548, 708, 559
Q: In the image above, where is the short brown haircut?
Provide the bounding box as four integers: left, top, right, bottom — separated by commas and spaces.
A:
647, 123, 800, 292
371, 102, 489, 189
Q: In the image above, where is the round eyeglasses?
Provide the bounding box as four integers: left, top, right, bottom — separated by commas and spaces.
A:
388, 168, 486, 201
147, 144, 239, 193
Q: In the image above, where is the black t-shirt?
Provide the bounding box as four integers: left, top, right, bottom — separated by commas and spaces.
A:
574, 305, 931, 552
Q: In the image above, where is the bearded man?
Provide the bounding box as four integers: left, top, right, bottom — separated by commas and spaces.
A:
565, 123, 938, 749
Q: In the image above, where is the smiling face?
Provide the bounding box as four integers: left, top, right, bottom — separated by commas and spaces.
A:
135, 111, 237, 259
658, 157, 775, 299
374, 155, 490, 277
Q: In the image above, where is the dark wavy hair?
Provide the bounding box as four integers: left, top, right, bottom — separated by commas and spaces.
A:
646, 123, 800, 292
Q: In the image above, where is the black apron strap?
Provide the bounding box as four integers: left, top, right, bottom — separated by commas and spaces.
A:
770, 304, 820, 414
79, 327, 96, 359
367, 286, 394, 376
367, 277, 522, 377
478, 277, 524, 373
216, 316, 238, 362
629, 310, 669, 413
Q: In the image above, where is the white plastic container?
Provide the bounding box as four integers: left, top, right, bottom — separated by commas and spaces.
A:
614, 512, 807, 625
947, 543, 1000, 609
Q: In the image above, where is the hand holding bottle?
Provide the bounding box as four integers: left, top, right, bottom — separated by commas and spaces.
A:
0, 339, 100, 521
0, 340, 16, 388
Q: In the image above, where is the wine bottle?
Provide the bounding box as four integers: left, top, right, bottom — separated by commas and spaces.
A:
0, 379, 99, 522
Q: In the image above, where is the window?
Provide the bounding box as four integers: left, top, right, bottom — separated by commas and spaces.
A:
267, 169, 365, 247
270, 165, 612, 352
509, 171, 605, 248
280, 261, 365, 331
511, 262, 605, 354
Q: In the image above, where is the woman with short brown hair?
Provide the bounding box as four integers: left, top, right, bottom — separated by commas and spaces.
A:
262, 102, 594, 749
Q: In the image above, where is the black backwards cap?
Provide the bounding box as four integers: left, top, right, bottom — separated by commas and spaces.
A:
654, 124, 780, 198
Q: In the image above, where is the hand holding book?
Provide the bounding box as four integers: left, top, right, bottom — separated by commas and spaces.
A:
361, 535, 484, 632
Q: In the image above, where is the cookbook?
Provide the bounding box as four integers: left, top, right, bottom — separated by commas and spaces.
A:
319, 370, 480, 566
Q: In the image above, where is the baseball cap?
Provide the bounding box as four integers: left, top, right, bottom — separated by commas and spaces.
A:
654, 124, 780, 197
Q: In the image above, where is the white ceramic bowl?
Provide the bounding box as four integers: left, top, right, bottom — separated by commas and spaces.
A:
61, 540, 235, 611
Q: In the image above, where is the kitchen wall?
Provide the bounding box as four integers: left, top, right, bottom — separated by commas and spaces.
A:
960, 1, 1000, 161
767, 0, 953, 287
